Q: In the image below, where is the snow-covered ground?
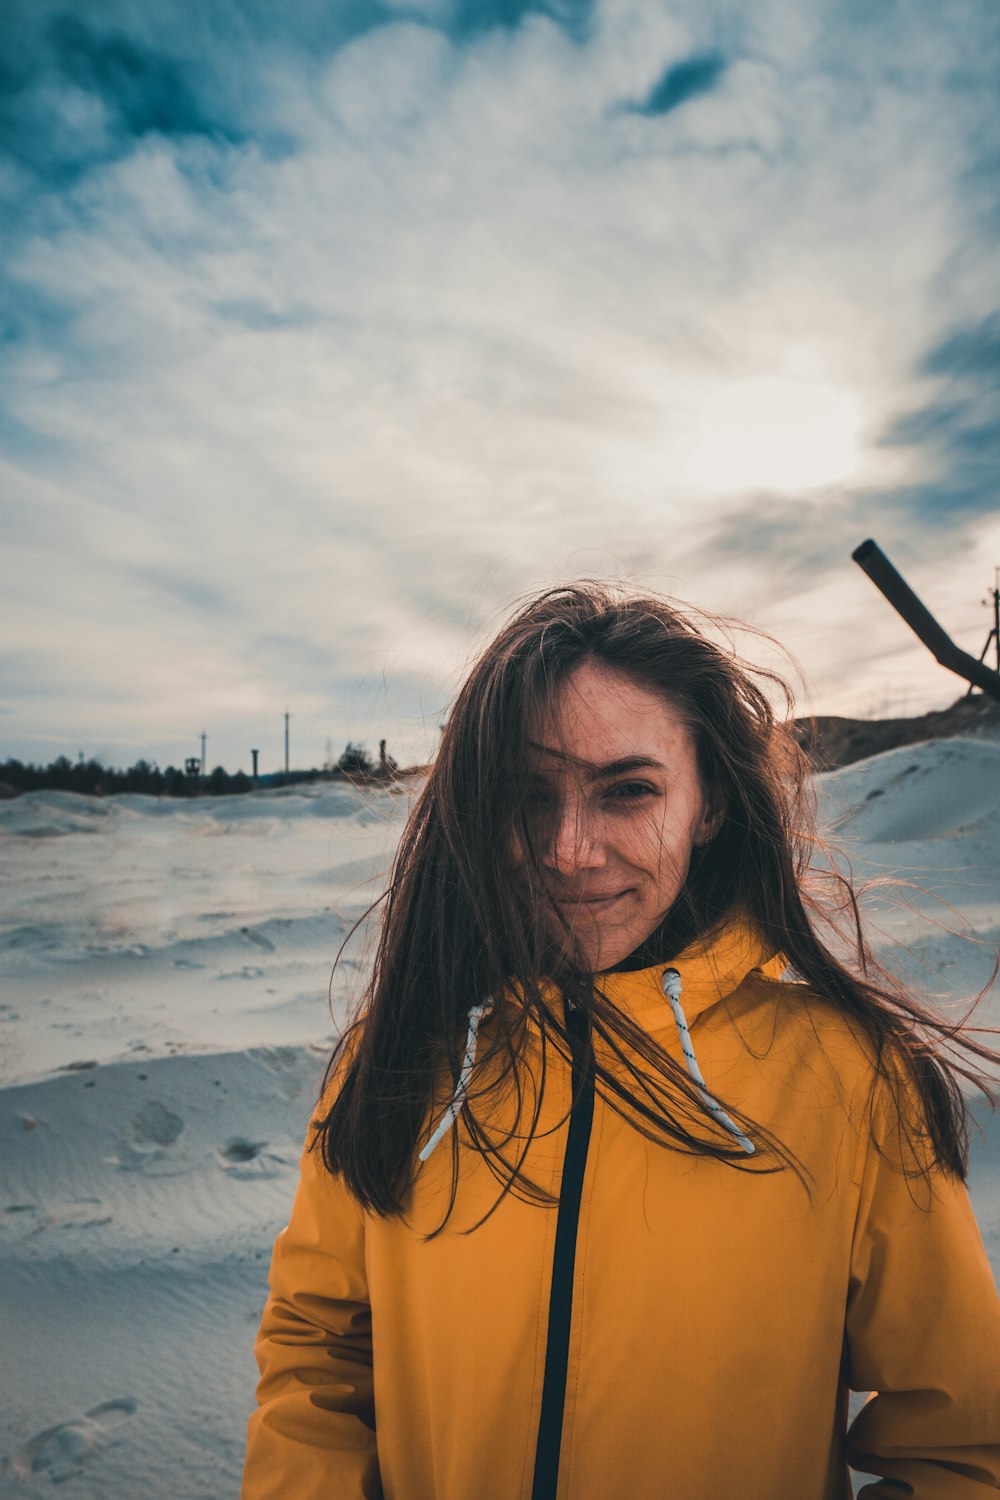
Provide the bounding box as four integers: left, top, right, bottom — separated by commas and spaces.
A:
1, 745, 998, 1497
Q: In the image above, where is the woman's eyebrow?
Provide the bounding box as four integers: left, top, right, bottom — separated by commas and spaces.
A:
526, 745, 665, 778
589, 756, 664, 779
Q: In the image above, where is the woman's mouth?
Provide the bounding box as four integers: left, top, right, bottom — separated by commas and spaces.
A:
552, 890, 628, 912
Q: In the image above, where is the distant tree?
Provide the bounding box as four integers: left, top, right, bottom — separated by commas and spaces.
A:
208, 766, 232, 795
0, 759, 28, 791
49, 755, 73, 790
164, 767, 188, 798
76, 758, 105, 794
121, 759, 163, 795
336, 742, 373, 776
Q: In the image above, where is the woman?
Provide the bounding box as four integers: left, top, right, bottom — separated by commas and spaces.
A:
242, 583, 1000, 1500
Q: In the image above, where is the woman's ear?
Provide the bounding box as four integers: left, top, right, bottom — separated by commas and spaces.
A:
694, 787, 725, 847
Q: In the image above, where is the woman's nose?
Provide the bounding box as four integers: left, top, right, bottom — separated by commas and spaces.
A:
542, 802, 605, 874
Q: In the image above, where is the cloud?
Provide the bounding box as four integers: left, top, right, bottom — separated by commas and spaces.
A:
131, 568, 234, 616
450, 0, 593, 40
876, 313, 1000, 526
923, 314, 1000, 383
0, 0, 599, 185
47, 16, 227, 142
0, 2, 307, 182
0, 14, 232, 183
0, 650, 76, 702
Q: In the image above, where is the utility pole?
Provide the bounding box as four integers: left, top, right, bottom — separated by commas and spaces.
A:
200, 730, 207, 776
284, 712, 290, 776
251, 749, 259, 785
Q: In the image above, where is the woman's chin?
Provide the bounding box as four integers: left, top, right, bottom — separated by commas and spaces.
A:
561, 929, 640, 975
546, 904, 658, 974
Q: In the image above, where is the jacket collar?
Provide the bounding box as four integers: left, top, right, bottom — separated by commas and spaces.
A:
593, 917, 784, 1031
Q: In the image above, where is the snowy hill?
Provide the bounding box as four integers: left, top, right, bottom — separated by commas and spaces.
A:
1, 756, 997, 1496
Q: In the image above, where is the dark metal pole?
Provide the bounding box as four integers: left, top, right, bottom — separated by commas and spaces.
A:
851, 539, 1000, 702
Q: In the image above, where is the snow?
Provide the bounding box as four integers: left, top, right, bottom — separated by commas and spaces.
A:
1, 750, 997, 1496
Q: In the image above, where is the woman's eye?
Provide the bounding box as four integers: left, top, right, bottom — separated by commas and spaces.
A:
607, 781, 655, 801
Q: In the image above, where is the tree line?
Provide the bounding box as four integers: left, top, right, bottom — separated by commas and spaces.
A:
0, 742, 402, 799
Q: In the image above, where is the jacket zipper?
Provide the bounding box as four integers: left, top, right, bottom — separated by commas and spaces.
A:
531, 1003, 595, 1500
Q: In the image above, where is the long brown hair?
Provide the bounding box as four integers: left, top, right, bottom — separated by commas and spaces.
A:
315, 581, 999, 1220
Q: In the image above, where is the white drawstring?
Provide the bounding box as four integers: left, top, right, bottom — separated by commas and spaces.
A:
661, 967, 755, 1155
419, 1001, 491, 1162
419, 973, 755, 1162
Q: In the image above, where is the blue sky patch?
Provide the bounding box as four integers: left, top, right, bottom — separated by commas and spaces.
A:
632, 53, 727, 118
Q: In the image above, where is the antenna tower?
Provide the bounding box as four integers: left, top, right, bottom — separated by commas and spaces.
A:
985, 567, 1000, 675
963, 566, 1000, 697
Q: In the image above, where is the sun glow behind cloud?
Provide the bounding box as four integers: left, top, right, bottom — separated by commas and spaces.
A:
683, 377, 864, 495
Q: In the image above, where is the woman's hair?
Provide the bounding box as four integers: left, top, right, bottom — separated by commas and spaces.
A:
314, 581, 999, 1222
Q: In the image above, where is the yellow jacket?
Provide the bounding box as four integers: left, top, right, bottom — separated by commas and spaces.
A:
243, 922, 1000, 1499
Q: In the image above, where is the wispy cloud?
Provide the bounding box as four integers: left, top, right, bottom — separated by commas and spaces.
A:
877, 313, 1000, 527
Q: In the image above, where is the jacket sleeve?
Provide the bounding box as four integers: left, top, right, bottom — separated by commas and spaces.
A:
844, 1079, 1000, 1497
241, 1112, 381, 1500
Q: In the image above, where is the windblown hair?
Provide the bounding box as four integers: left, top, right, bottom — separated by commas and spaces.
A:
315, 582, 999, 1221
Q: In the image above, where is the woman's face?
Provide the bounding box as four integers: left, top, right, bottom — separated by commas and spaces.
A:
522, 660, 722, 973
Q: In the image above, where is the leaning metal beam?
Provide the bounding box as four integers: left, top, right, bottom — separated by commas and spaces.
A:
851, 538, 1000, 703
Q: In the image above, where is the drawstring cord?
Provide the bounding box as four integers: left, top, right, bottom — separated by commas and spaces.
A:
418, 1001, 491, 1163
661, 968, 755, 1155
418, 969, 755, 1160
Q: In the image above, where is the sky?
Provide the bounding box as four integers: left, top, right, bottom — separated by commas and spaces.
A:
1, 0, 998, 774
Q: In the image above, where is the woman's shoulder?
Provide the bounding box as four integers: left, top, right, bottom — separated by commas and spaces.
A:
741, 968, 947, 1167
735, 968, 888, 1106
720, 972, 948, 1196
742, 966, 873, 1048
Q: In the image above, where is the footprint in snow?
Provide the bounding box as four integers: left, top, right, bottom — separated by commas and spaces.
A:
114, 1100, 185, 1173
239, 926, 276, 952
220, 1138, 263, 1164
130, 1100, 184, 1147
217, 1138, 292, 1178
23, 1199, 111, 1237
13, 1398, 138, 1482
